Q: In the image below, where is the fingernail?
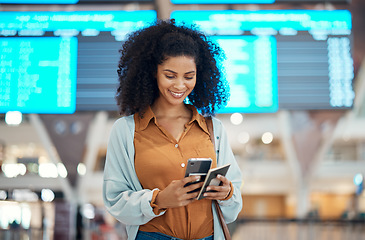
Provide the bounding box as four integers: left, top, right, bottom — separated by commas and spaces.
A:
195, 176, 201, 181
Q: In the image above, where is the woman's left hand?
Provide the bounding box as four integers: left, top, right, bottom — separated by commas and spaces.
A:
202, 174, 231, 200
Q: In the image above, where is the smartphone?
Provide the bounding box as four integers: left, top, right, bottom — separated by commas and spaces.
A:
184, 158, 212, 191
184, 158, 212, 177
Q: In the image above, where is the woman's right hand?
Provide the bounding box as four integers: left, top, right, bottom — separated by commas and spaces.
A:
155, 176, 204, 209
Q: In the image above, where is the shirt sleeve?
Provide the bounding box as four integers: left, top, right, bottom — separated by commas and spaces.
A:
212, 118, 243, 224
103, 117, 165, 226
222, 181, 234, 201
150, 189, 167, 215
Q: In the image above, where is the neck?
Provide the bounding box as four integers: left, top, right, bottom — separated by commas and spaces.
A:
151, 100, 189, 118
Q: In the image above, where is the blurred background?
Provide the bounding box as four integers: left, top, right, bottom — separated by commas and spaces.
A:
0, 0, 365, 239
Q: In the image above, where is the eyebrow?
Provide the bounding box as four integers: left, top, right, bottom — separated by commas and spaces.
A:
163, 69, 196, 74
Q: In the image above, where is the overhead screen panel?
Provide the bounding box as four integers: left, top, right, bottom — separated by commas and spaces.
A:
171, 10, 354, 113
0, 0, 152, 3
276, 0, 349, 2
0, 37, 77, 113
170, 0, 349, 3
0, 10, 157, 113
171, 0, 275, 3
212, 36, 278, 113
0, 0, 79, 3
79, 0, 152, 2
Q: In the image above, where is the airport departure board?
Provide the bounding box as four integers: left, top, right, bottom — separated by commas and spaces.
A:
170, 0, 348, 4
211, 36, 278, 113
0, 37, 77, 113
0, 10, 157, 113
0, 0, 153, 3
0, 0, 79, 3
0, 10, 354, 113
171, 10, 354, 112
171, 0, 274, 3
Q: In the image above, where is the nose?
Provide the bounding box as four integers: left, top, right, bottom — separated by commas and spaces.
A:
173, 78, 185, 90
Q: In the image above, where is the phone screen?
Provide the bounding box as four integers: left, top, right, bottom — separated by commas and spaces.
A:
184, 158, 212, 191
184, 158, 212, 177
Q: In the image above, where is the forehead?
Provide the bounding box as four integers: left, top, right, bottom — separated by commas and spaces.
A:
158, 56, 196, 71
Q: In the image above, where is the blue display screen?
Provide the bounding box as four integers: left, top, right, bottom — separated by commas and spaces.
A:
0, 10, 157, 32
0, 37, 77, 113
0, 10, 157, 113
171, 10, 352, 32
172, 10, 354, 112
171, 0, 274, 3
214, 36, 278, 113
0, 0, 78, 3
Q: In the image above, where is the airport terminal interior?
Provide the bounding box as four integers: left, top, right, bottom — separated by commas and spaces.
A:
0, 0, 365, 239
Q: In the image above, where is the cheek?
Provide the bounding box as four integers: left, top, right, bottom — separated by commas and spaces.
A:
157, 76, 170, 89
189, 80, 197, 89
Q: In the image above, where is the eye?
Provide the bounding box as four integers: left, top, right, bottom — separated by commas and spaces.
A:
165, 75, 175, 79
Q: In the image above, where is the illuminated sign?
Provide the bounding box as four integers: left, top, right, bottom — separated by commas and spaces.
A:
171, 0, 274, 3
0, 10, 156, 32
0, 10, 157, 112
213, 36, 278, 113
172, 10, 354, 111
0, 37, 77, 113
0, 0, 79, 3
171, 10, 352, 33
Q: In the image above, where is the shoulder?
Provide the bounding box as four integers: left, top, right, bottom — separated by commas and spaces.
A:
110, 115, 135, 137
211, 116, 223, 129
113, 115, 134, 127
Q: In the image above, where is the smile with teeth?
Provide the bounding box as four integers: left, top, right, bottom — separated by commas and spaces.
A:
169, 90, 185, 98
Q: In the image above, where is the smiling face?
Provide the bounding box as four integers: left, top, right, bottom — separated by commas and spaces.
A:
155, 55, 197, 107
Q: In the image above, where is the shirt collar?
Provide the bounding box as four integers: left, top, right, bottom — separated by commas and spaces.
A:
135, 105, 210, 135
186, 105, 210, 135
135, 106, 155, 131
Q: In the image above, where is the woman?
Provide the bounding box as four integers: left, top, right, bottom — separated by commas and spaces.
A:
103, 19, 242, 240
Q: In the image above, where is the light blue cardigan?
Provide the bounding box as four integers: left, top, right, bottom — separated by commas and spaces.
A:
103, 115, 243, 240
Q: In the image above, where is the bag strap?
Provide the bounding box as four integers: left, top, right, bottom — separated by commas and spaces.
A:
205, 117, 232, 240
213, 200, 232, 240
206, 116, 215, 149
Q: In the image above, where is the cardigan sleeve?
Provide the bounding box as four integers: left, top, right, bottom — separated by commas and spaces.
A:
103, 117, 165, 226
212, 117, 243, 224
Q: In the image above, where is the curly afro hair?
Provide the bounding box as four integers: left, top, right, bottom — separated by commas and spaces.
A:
116, 19, 229, 116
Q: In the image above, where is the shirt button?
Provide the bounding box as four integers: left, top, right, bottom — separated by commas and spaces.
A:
175, 144, 179, 148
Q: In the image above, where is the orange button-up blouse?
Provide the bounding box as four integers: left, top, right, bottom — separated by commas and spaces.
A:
134, 105, 217, 240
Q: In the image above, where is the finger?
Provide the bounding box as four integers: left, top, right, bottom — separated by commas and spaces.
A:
206, 185, 228, 194
182, 175, 202, 185
204, 184, 230, 200
183, 181, 204, 194
185, 191, 200, 200
217, 174, 230, 185
203, 190, 227, 200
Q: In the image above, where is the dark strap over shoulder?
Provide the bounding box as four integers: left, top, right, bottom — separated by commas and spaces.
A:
205, 116, 215, 147
205, 116, 232, 240
214, 199, 232, 240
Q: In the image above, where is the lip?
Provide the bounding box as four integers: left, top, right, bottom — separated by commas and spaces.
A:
169, 90, 186, 98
